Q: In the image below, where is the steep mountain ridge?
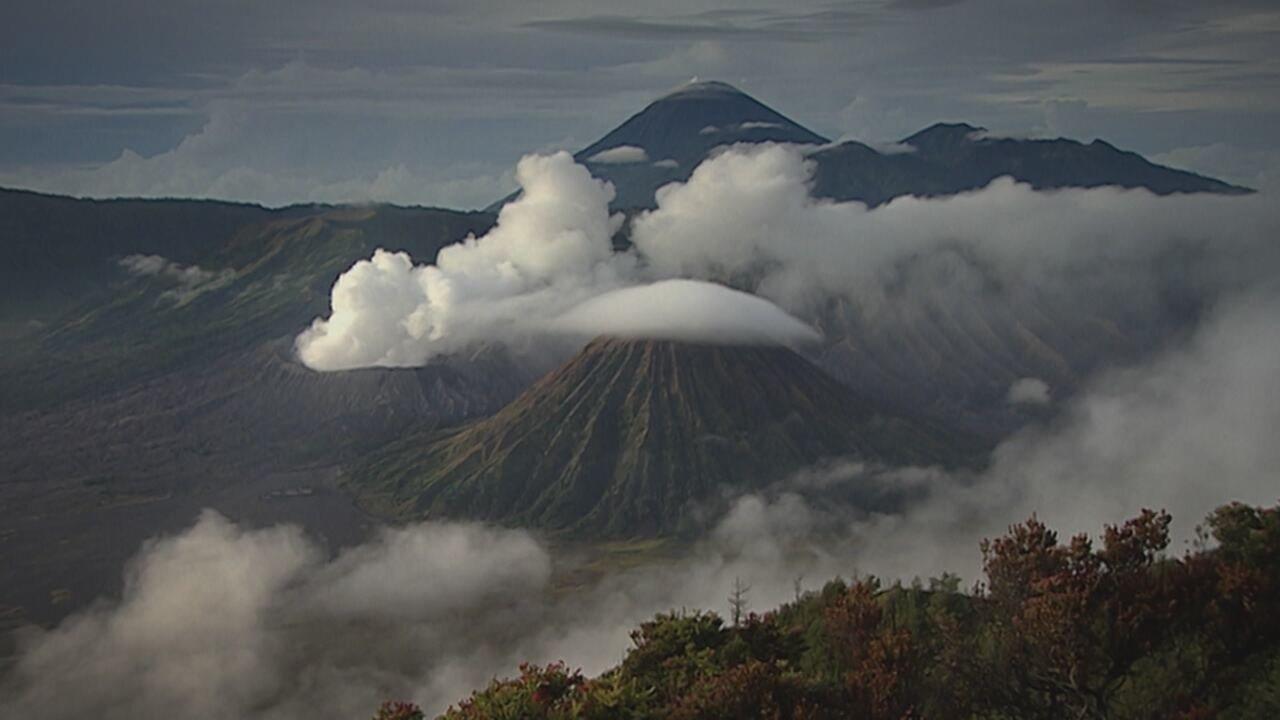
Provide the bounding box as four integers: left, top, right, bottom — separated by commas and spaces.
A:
0, 201, 514, 627
489, 82, 1248, 211
809, 122, 1248, 206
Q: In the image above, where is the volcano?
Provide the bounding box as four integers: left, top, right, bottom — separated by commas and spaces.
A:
490, 82, 1249, 212
487, 80, 830, 211
579, 81, 828, 166
574, 80, 830, 209
345, 338, 973, 537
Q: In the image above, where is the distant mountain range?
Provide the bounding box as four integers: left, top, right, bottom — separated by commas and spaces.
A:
345, 337, 972, 537
809, 121, 1247, 206
490, 80, 1249, 211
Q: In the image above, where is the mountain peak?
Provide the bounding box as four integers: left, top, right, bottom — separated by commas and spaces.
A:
656, 79, 749, 101
592, 79, 826, 149
487, 80, 828, 212
566, 81, 828, 209
901, 122, 987, 150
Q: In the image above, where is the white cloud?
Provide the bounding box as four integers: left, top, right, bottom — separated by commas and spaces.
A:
0, 499, 859, 720
836, 95, 911, 143
0, 512, 320, 720
119, 254, 235, 304
832, 289, 1280, 581
630, 143, 1280, 317
0, 512, 554, 720
296, 151, 835, 371
586, 145, 649, 164
1153, 143, 1280, 191
298, 143, 1280, 373
551, 279, 820, 345
6, 295, 1280, 720
295, 151, 630, 370
1007, 377, 1051, 405
19, 285, 1280, 717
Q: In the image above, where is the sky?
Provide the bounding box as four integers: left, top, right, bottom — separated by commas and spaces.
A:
2, 0, 1280, 208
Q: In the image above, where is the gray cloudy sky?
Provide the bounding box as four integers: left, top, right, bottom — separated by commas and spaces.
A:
3, 0, 1279, 208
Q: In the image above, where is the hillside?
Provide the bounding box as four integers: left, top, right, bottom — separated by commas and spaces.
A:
345, 338, 973, 537
0, 188, 301, 334
390, 501, 1280, 720
0, 200, 528, 629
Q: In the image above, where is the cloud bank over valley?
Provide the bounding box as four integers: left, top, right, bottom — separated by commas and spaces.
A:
298, 143, 1280, 377
7, 269, 1279, 720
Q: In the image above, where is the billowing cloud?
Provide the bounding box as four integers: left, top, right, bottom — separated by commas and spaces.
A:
0, 512, 553, 720
295, 150, 831, 370
730, 288, 1280, 583
982, 289, 1280, 543
119, 253, 235, 303
6, 289, 1280, 719
551, 279, 820, 345
0, 500, 865, 720
300, 143, 1280, 374
1007, 377, 1050, 405
295, 151, 631, 370
586, 145, 649, 164
120, 254, 223, 286
631, 143, 1280, 317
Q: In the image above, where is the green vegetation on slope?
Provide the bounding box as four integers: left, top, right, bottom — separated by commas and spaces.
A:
379, 500, 1280, 720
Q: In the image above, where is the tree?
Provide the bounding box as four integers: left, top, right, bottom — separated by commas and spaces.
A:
976, 509, 1179, 719
666, 660, 836, 720
730, 577, 752, 627
620, 610, 727, 701
823, 578, 919, 719
373, 701, 424, 720
382, 502, 1280, 720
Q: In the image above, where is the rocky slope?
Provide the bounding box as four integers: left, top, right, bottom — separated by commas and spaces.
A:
346, 338, 974, 537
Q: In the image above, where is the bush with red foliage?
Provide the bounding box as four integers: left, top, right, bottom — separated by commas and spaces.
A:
372, 700, 424, 720
666, 659, 837, 720
976, 509, 1184, 718
441, 662, 587, 720
822, 578, 919, 719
